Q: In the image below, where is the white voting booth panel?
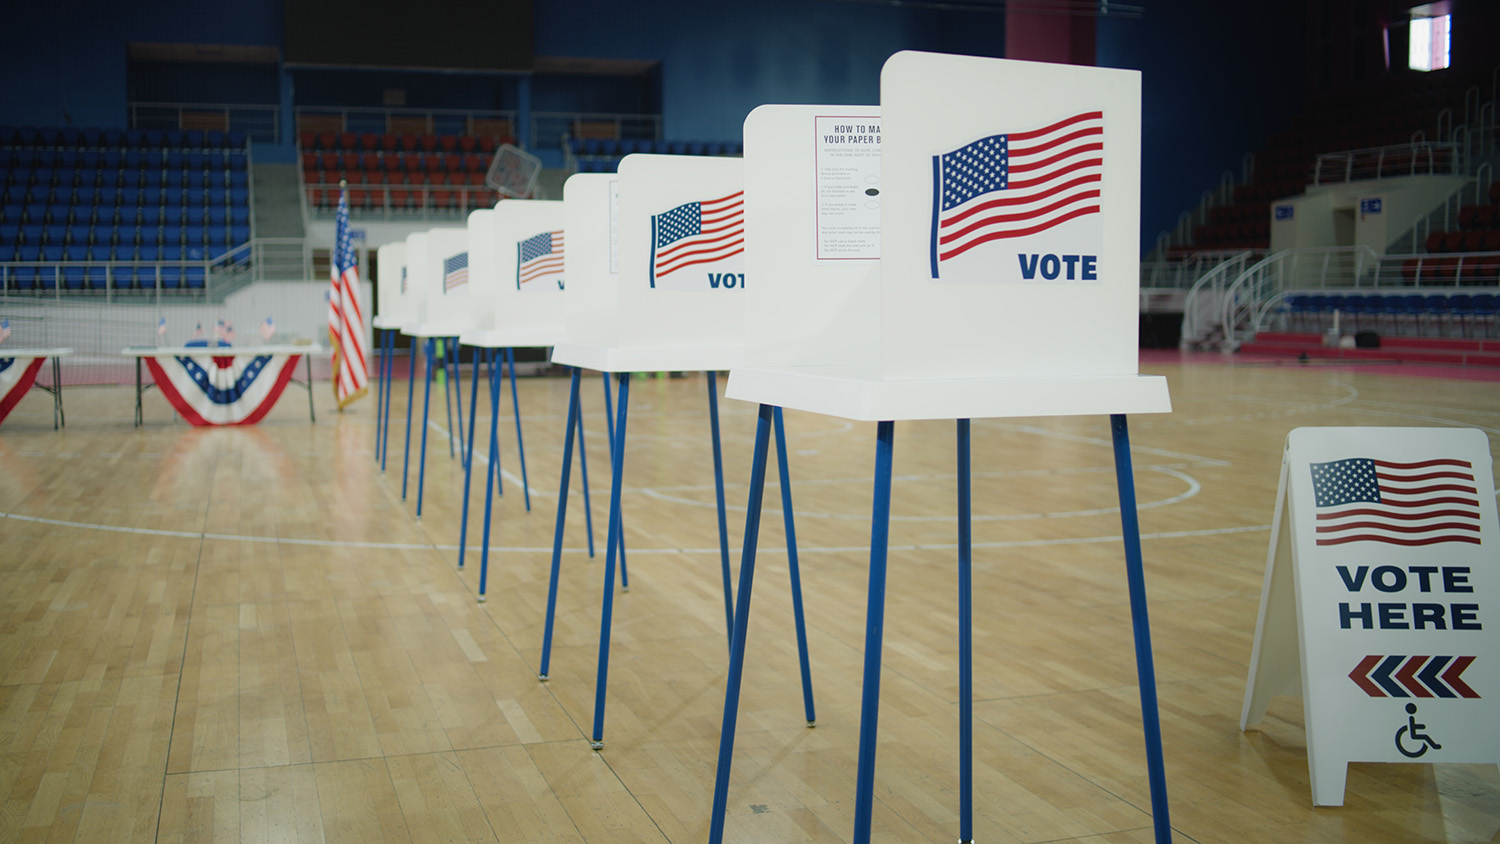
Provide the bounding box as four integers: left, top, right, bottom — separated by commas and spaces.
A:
491, 200, 570, 344
399, 232, 432, 333
414, 227, 474, 336
743, 104, 881, 369
880, 51, 1142, 382
727, 54, 1168, 421
374, 242, 408, 330
1242, 427, 1499, 806
555, 154, 746, 373
561, 173, 619, 347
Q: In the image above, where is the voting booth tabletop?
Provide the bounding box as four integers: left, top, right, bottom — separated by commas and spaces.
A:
0, 362, 1495, 843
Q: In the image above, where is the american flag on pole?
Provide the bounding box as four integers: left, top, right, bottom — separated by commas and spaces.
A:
517, 231, 564, 290
649, 191, 744, 287
443, 252, 469, 293
330, 188, 369, 409
1310, 457, 1482, 546
930, 111, 1103, 278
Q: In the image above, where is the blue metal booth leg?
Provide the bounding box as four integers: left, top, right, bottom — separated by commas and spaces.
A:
707, 403, 776, 844
374, 330, 387, 462
507, 348, 531, 511
1109, 414, 1174, 844
708, 371, 734, 642
538, 367, 583, 679
457, 344, 484, 570
476, 350, 504, 602
589, 372, 631, 748
775, 407, 816, 726
957, 418, 974, 844
415, 338, 436, 519
851, 420, 896, 844
574, 388, 596, 558
380, 328, 395, 471
400, 336, 418, 500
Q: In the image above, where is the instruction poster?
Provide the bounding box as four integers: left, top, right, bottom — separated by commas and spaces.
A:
814, 115, 881, 260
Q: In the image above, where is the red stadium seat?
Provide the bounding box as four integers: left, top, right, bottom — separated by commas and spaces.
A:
438, 135, 458, 153
380, 133, 399, 153
459, 135, 477, 153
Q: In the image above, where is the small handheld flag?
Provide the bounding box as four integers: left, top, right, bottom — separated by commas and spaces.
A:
260, 317, 276, 340
0, 319, 10, 345
157, 316, 167, 337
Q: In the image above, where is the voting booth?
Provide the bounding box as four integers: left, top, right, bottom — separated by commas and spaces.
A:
374, 241, 408, 469
457, 199, 597, 597
544, 159, 815, 754
1241, 427, 1498, 806
396, 227, 469, 519
711, 53, 1173, 844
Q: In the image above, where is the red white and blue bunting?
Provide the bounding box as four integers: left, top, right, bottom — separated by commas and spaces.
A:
144, 352, 302, 426
0, 356, 46, 426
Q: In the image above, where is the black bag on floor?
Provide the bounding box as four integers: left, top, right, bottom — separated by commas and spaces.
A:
1354, 330, 1381, 348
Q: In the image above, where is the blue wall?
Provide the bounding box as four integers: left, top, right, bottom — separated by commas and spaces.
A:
1, 0, 1322, 256
533, 0, 1004, 141
0, 1, 280, 128
1098, 0, 1305, 254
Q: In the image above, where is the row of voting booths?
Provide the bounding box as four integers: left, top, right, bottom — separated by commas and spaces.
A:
367, 51, 1180, 844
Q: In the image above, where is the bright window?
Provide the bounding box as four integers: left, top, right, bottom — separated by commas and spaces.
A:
1409, 14, 1451, 72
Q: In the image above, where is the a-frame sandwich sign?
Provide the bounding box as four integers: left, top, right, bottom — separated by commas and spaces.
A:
1241, 426, 1498, 805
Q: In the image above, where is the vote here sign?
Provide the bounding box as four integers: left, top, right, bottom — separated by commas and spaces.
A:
1242, 427, 1498, 806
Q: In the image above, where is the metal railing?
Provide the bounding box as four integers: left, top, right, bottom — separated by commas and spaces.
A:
0, 238, 319, 303
128, 102, 280, 144
294, 106, 519, 139
1311, 141, 1461, 185
1141, 249, 1259, 289
301, 180, 500, 220
1218, 247, 1384, 347
530, 111, 663, 153
1177, 251, 1258, 350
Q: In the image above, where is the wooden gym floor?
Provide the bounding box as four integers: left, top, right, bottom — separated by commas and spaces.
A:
0, 353, 1496, 843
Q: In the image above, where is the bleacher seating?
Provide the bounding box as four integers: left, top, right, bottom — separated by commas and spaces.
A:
297, 131, 515, 212
0, 125, 253, 293
1399, 180, 1500, 286
1176, 69, 1490, 257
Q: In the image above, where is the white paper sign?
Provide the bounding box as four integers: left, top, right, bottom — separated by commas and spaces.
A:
815, 114, 882, 260
1241, 427, 1499, 806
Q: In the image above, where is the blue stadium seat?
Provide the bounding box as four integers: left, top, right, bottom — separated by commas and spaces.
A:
138, 244, 159, 262
161, 244, 182, 261
207, 186, 228, 206
141, 186, 163, 206
206, 130, 226, 149
59, 127, 79, 146
0, 223, 18, 244
162, 207, 183, 226
185, 265, 206, 289
123, 150, 144, 169
124, 129, 145, 148
227, 131, 246, 149
228, 186, 248, 206
21, 223, 43, 242
208, 206, 227, 226
164, 171, 183, 189
185, 207, 205, 226
227, 151, 248, 171
184, 225, 205, 245
229, 170, 248, 188
164, 130, 184, 149
159, 265, 182, 290
0, 244, 14, 261
63, 264, 86, 290
229, 223, 249, 244
185, 130, 204, 149
187, 171, 207, 189
12, 266, 37, 290
205, 151, 226, 171
85, 264, 108, 290
185, 243, 205, 261
143, 170, 164, 187
186, 152, 205, 171
63, 244, 86, 261
44, 223, 66, 243
104, 129, 123, 148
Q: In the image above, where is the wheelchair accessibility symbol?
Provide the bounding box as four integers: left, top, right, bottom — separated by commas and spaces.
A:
1394, 703, 1442, 758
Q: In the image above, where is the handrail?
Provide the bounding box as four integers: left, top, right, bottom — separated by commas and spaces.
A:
301, 179, 502, 219
1177, 250, 1256, 350
1221, 246, 1383, 344
127, 101, 279, 144
294, 106, 520, 138
1311, 141, 1461, 185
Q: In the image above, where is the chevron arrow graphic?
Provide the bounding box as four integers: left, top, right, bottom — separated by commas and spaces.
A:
1350, 655, 1480, 699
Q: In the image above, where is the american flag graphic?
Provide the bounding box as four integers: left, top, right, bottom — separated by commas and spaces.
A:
157, 316, 167, 337
259, 317, 276, 340
650, 191, 744, 286
1310, 458, 1481, 546
0, 319, 9, 344
517, 231, 565, 290
443, 252, 469, 293
930, 111, 1103, 277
